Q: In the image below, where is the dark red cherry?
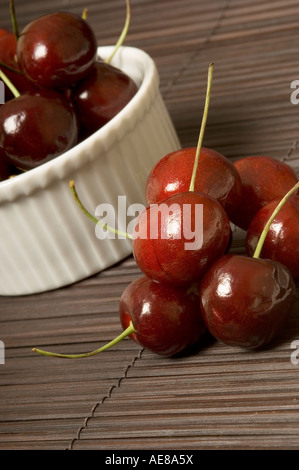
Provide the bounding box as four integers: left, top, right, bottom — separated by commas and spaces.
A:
0, 32, 36, 100
132, 191, 231, 286
0, 89, 78, 170
199, 254, 296, 349
16, 12, 97, 89
145, 147, 242, 220
72, 60, 138, 139
33, 275, 207, 359
231, 156, 298, 230
246, 195, 299, 281
119, 275, 207, 356
0, 148, 17, 181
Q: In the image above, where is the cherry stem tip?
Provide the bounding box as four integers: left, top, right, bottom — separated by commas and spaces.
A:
106, 0, 131, 64
189, 62, 214, 192
32, 321, 136, 359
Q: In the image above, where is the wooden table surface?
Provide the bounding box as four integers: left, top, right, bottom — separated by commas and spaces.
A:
0, 0, 299, 451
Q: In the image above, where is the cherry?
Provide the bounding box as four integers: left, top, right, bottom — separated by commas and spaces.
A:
0, 89, 78, 170
145, 147, 242, 220
119, 276, 207, 356
0, 33, 37, 100
132, 190, 231, 286
72, 60, 138, 139
16, 12, 98, 89
246, 195, 299, 281
145, 60, 241, 221
231, 155, 298, 230
199, 254, 295, 349
68, 176, 230, 288
132, 63, 230, 286
199, 182, 299, 349
33, 275, 207, 358
0, 29, 10, 39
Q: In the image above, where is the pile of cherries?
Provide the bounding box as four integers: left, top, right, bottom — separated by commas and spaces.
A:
0, 1, 137, 178
33, 63, 299, 361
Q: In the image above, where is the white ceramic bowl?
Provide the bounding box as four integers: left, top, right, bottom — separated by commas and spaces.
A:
0, 46, 181, 296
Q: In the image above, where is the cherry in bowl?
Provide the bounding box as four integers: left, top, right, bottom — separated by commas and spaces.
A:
16, 12, 98, 89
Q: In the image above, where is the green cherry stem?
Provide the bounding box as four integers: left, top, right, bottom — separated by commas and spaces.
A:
0, 67, 20, 98
105, 0, 131, 65
10, 0, 19, 41
32, 321, 136, 359
0, 60, 22, 75
189, 62, 214, 192
253, 180, 299, 259
69, 180, 132, 240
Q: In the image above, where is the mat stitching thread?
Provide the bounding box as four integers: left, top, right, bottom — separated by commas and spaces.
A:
163, 0, 230, 100
67, 348, 144, 450
283, 139, 298, 162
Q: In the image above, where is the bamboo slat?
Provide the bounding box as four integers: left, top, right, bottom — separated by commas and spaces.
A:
0, 0, 298, 450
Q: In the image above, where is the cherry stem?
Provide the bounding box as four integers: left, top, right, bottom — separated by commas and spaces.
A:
0, 60, 22, 75
69, 180, 132, 240
82, 8, 88, 20
189, 62, 214, 192
0, 67, 20, 98
32, 321, 136, 359
253, 180, 299, 259
9, 0, 19, 40
105, 0, 131, 65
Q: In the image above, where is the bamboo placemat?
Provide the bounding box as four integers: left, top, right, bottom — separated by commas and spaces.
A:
0, 0, 298, 450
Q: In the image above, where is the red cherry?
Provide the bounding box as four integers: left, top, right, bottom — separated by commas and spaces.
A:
33, 275, 207, 358
73, 60, 138, 139
199, 254, 295, 349
16, 12, 97, 89
231, 156, 298, 230
0, 29, 10, 39
246, 195, 299, 281
0, 32, 36, 100
119, 276, 207, 356
132, 191, 231, 286
199, 182, 299, 349
0, 89, 78, 170
145, 147, 242, 220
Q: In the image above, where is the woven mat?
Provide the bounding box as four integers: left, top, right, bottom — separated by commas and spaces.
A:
0, 0, 298, 450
